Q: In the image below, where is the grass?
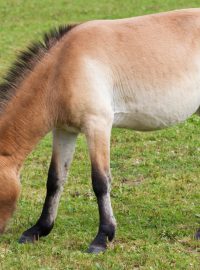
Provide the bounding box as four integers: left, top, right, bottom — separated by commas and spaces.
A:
0, 0, 200, 269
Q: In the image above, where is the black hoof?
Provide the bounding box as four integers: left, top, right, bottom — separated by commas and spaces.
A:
19, 225, 41, 244
195, 229, 200, 240
87, 244, 107, 254
19, 222, 54, 244
19, 233, 38, 244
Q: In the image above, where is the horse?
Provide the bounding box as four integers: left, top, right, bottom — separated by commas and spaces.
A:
0, 8, 200, 254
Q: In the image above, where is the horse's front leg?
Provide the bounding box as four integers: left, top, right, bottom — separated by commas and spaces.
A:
19, 129, 77, 243
85, 118, 116, 253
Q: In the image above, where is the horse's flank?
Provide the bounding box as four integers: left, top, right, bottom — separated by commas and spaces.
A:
0, 8, 200, 249
1, 8, 200, 130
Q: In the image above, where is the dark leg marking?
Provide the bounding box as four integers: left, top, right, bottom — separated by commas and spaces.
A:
19, 129, 77, 243
88, 166, 116, 253
19, 158, 60, 243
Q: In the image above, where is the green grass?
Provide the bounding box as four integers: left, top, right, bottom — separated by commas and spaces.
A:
0, 0, 200, 269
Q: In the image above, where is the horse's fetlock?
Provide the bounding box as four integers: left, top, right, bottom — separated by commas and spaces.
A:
100, 222, 116, 241
37, 221, 54, 236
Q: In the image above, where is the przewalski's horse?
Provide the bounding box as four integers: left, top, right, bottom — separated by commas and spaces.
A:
0, 8, 200, 253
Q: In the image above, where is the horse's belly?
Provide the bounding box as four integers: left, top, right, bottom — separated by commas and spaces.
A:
113, 110, 185, 131
112, 86, 200, 131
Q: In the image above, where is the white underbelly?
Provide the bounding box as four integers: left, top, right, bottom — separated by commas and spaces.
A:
113, 110, 193, 131
112, 83, 200, 131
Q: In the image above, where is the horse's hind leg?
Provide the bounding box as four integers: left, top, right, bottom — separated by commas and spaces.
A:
85, 118, 116, 253
19, 129, 77, 243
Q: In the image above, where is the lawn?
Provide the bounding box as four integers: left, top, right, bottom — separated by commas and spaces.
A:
0, 0, 200, 269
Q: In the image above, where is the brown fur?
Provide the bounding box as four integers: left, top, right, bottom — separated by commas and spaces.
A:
0, 158, 20, 232
0, 8, 200, 242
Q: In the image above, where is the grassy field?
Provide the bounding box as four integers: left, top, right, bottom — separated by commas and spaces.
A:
0, 0, 200, 269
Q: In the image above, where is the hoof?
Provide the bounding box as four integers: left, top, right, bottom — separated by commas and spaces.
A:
18, 234, 38, 244
18, 222, 53, 244
195, 230, 200, 240
87, 244, 106, 254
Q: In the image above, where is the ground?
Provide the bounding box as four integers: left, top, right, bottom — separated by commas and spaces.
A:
0, 0, 200, 269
